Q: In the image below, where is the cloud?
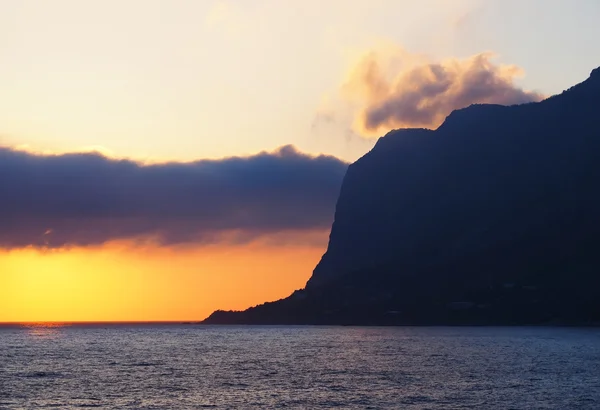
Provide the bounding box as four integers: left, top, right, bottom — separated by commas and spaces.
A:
310, 110, 336, 132
0, 145, 347, 249
335, 46, 544, 137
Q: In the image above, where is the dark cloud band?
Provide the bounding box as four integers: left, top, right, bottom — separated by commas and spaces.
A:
0, 145, 347, 249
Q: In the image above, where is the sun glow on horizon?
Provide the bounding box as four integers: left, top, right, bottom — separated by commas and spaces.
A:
0, 238, 325, 323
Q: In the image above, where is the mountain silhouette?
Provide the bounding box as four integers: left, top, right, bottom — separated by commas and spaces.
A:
204, 67, 600, 325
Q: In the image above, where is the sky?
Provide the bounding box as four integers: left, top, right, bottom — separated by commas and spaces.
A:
1, 0, 599, 322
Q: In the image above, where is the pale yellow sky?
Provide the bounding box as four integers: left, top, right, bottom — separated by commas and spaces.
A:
6, 0, 596, 162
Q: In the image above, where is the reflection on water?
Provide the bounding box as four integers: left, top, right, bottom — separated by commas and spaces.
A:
1, 326, 600, 409
20, 322, 68, 339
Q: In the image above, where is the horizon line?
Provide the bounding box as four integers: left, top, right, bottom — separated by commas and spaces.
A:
0, 320, 206, 326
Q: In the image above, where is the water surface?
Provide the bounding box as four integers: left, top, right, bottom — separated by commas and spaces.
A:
1, 325, 599, 409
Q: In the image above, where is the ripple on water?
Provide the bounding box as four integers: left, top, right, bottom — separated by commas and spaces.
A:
1, 326, 600, 409
19, 371, 64, 379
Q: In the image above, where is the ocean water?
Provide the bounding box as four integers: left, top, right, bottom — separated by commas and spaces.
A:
1, 325, 599, 409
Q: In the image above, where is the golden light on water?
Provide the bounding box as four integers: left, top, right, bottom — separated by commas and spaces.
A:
18, 322, 69, 339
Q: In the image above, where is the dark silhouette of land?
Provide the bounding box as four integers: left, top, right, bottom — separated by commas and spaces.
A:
204, 67, 600, 325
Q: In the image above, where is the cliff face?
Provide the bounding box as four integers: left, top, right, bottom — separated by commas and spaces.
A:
204, 67, 600, 325
306, 68, 600, 289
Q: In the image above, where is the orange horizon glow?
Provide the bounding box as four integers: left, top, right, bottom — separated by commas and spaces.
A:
0, 235, 326, 323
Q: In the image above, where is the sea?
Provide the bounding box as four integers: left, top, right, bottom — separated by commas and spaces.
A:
1, 325, 599, 409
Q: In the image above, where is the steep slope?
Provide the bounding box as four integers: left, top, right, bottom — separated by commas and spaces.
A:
308, 68, 600, 289
204, 67, 600, 325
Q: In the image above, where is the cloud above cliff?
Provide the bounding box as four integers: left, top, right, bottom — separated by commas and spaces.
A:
0, 145, 347, 249
323, 46, 545, 137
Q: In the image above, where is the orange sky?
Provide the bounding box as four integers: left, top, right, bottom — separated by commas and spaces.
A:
0, 235, 325, 322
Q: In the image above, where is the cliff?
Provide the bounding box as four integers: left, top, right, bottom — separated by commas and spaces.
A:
204, 67, 600, 325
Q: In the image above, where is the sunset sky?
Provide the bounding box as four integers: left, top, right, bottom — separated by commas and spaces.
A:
1, 0, 599, 322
